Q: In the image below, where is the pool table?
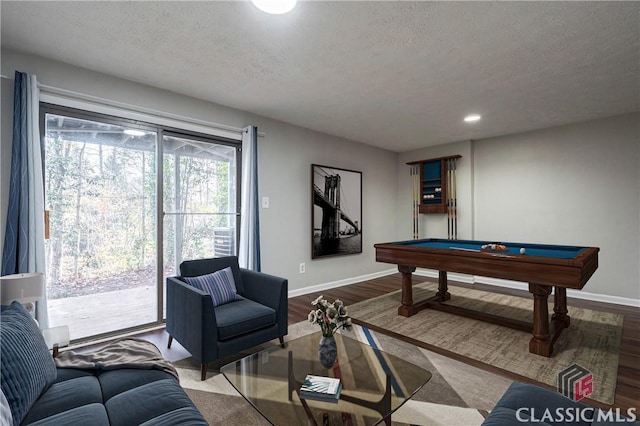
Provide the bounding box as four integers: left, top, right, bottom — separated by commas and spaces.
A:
374, 238, 599, 357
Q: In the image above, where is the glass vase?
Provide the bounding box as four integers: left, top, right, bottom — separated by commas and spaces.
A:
318, 335, 337, 369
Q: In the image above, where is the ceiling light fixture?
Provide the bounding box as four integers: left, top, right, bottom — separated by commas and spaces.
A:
251, 0, 297, 15
124, 129, 146, 136
464, 114, 481, 123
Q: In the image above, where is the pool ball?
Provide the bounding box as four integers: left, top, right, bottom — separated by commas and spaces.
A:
520, 248, 526, 254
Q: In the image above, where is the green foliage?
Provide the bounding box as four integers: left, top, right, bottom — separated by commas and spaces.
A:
45, 125, 237, 296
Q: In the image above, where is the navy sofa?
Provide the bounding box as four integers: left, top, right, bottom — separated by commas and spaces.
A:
166, 256, 288, 381
482, 382, 638, 426
0, 302, 207, 426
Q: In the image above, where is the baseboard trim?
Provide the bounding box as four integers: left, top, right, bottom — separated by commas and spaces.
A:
293, 268, 640, 308
288, 269, 396, 298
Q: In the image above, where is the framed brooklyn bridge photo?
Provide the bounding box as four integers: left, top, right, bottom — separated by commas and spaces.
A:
312, 164, 362, 259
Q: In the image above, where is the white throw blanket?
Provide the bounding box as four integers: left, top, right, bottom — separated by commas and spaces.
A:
54, 337, 178, 379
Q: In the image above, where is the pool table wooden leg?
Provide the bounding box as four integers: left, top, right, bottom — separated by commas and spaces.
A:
552, 287, 571, 329
397, 265, 416, 317
529, 283, 553, 357
436, 270, 451, 301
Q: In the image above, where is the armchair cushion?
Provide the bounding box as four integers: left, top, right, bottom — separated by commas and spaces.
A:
215, 299, 276, 341
183, 267, 241, 307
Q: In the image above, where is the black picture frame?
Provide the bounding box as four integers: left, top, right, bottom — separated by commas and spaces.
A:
312, 164, 362, 259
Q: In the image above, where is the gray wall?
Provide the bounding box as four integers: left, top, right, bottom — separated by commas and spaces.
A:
398, 114, 640, 302
1, 49, 398, 294
2, 48, 639, 304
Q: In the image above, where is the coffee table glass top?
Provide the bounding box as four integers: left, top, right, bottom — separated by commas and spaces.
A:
221, 331, 432, 425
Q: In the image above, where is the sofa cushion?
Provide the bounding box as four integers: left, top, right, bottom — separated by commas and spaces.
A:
24, 403, 109, 426
215, 298, 276, 340
138, 406, 208, 426
105, 378, 202, 426
53, 367, 95, 383
481, 406, 554, 426
0, 302, 57, 426
493, 382, 592, 426
98, 368, 178, 401
184, 267, 240, 307
21, 375, 103, 424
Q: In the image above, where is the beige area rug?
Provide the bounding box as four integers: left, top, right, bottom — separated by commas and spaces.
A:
348, 281, 623, 405
173, 322, 512, 425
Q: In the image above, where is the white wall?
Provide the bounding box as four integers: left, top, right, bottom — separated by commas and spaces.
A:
0, 49, 398, 293
399, 114, 640, 302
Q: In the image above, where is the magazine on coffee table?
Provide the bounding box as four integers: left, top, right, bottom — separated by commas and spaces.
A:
299, 375, 342, 403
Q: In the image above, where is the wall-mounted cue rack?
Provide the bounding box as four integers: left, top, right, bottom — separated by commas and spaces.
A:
407, 155, 461, 239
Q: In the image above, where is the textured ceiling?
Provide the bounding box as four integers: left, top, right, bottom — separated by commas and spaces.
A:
1, 1, 639, 152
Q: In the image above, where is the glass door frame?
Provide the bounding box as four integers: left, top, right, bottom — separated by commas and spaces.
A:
158, 130, 242, 322
40, 102, 242, 344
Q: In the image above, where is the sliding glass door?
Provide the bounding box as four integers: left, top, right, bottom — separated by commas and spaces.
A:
42, 105, 240, 342
161, 134, 239, 316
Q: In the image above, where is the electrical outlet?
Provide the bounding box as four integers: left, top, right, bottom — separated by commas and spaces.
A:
299, 263, 305, 274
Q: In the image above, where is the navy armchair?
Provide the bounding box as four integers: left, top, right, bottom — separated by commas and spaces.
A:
166, 256, 288, 380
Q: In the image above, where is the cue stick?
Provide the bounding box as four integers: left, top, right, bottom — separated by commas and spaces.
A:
449, 246, 479, 252
412, 164, 419, 239
412, 165, 415, 239
446, 159, 450, 239
417, 165, 421, 238
453, 158, 458, 240
447, 159, 453, 239
448, 158, 453, 239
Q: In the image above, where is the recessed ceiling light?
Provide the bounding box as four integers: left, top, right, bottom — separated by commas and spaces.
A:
464, 114, 481, 123
251, 0, 297, 14
124, 129, 145, 136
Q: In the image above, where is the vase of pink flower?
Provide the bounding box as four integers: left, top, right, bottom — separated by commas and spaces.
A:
308, 296, 352, 369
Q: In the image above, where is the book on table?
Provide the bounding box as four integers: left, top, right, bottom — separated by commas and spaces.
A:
299, 375, 342, 403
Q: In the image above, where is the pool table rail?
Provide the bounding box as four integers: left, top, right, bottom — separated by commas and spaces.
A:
374, 243, 599, 290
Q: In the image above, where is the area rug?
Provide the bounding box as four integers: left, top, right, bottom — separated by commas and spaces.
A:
348, 281, 623, 405
173, 322, 513, 425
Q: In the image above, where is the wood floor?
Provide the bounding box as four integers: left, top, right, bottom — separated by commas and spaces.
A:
78, 273, 639, 411
287, 273, 640, 411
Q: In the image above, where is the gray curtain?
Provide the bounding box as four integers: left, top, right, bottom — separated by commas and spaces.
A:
1, 71, 48, 327
238, 126, 261, 271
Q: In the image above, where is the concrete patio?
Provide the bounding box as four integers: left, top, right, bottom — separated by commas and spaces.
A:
47, 286, 163, 341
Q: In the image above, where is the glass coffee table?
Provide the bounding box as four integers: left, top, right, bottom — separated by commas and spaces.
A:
221, 331, 432, 425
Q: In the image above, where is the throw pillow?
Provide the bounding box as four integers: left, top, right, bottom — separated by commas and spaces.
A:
184, 267, 240, 307
0, 302, 57, 426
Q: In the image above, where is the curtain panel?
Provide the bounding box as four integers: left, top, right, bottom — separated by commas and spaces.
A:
238, 126, 261, 271
1, 71, 48, 327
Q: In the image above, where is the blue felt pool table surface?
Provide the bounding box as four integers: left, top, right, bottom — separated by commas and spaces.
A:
393, 239, 586, 259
